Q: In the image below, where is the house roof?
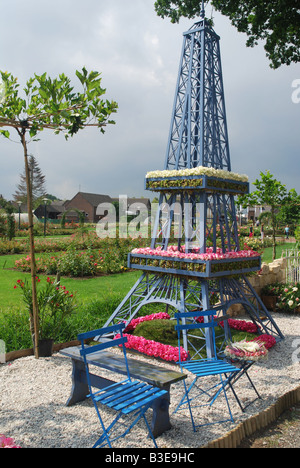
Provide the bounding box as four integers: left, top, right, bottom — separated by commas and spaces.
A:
69, 192, 112, 207
111, 197, 151, 207
48, 204, 65, 214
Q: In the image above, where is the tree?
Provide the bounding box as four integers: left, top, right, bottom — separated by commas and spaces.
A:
277, 188, 300, 228
0, 68, 117, 357
238, 171, 290, 261
154, 0, 300, 68
0, 197, 16, 240
14, 154, 47, 208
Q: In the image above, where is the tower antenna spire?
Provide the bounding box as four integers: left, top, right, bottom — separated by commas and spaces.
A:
200, 0, 205, 18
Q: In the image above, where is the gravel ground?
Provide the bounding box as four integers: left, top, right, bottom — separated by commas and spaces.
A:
0, 314, 299, 449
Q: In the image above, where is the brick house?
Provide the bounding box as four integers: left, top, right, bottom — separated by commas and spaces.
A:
64, 192, 113, 223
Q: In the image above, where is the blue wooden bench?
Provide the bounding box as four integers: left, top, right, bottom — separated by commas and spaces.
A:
60, 345, 186, 438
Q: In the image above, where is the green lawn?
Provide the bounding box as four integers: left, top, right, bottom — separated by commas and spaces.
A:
261, 242, 295, 264
0, 254, 141, 351
0, 254, 140, 313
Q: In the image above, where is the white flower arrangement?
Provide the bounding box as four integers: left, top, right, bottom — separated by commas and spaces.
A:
146, 166, 248, 183
224, 339, 268, 362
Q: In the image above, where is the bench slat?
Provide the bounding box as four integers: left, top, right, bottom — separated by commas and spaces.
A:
60, 346, 186, 388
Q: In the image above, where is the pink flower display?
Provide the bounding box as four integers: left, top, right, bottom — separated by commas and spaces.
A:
131, 245, 260, 261
250, 334, 277, 350
0, 434, 21, 448
220, 318, 260, 334
117, 312, 190, 362
198, 316, 260, 334
116, 333, 189, 362
124, 312, 170, 333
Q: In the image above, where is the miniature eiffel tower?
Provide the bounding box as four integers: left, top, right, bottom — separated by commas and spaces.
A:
105, 8, 283, 357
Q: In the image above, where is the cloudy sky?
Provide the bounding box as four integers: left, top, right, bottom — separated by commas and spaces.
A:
0, 0, 299, 202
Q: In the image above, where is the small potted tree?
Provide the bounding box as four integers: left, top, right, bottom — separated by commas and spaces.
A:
15, 275, 77, 357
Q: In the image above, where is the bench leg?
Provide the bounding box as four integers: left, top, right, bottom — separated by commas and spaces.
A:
66, 359, 88, 406
150, 385, 171, 438
66, 359, 114, 406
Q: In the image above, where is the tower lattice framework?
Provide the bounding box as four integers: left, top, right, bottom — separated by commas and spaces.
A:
104, 15, 283, 357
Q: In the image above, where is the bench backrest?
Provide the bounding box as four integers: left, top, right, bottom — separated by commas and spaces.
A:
78, 323, 131, 382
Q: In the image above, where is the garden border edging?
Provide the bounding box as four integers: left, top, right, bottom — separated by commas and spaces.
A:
203, 385, 300, 448
4, 340, 81, 363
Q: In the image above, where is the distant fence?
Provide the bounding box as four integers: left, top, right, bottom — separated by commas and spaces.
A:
282, 249, 300, 283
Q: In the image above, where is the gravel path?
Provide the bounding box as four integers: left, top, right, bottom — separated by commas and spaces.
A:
0, 314, 299, 449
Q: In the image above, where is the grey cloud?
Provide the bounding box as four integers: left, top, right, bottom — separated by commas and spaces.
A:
0, 1, 299, 202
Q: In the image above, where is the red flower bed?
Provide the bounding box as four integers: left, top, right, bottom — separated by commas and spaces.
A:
116, 313, 276, 363
124, 312, 170, 333
251, 334, 277, 350
222, 318, 260, 334
116, 333, 189, 362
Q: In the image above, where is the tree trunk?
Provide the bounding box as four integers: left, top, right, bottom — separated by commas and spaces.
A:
272, 208, 277, 261
21, 133, 40, 358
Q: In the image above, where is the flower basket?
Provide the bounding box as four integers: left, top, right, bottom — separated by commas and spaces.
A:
129, 245, 261, 278
224, 339, 268, 362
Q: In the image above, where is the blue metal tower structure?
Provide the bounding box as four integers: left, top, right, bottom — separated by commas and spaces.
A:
105, 10, 283, 356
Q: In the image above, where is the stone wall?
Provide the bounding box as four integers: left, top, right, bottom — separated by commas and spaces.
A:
228, 257, 287, 316
249, 257, 287, 295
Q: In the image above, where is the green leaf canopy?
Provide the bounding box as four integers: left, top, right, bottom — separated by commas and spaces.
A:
0, 67, 118, 140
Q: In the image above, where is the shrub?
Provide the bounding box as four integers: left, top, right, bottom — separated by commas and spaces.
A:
0, 290, 124, 352
13, 235, 149, 277
14, 276, 77, 343
277, 283, 300, 312
261, 282, 285, 296
134, 319, 177, 345
0, 308, 32, 351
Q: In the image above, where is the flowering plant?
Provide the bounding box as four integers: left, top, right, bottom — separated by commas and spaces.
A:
117, 312, 188, 362
14, 276, 77, 342
219, 318, 260, 334
0, 434, 21, 448
251, 334, 276, 350
117, 311, 277, 364
260, 282, 285, 297
276, 283, 300, 311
